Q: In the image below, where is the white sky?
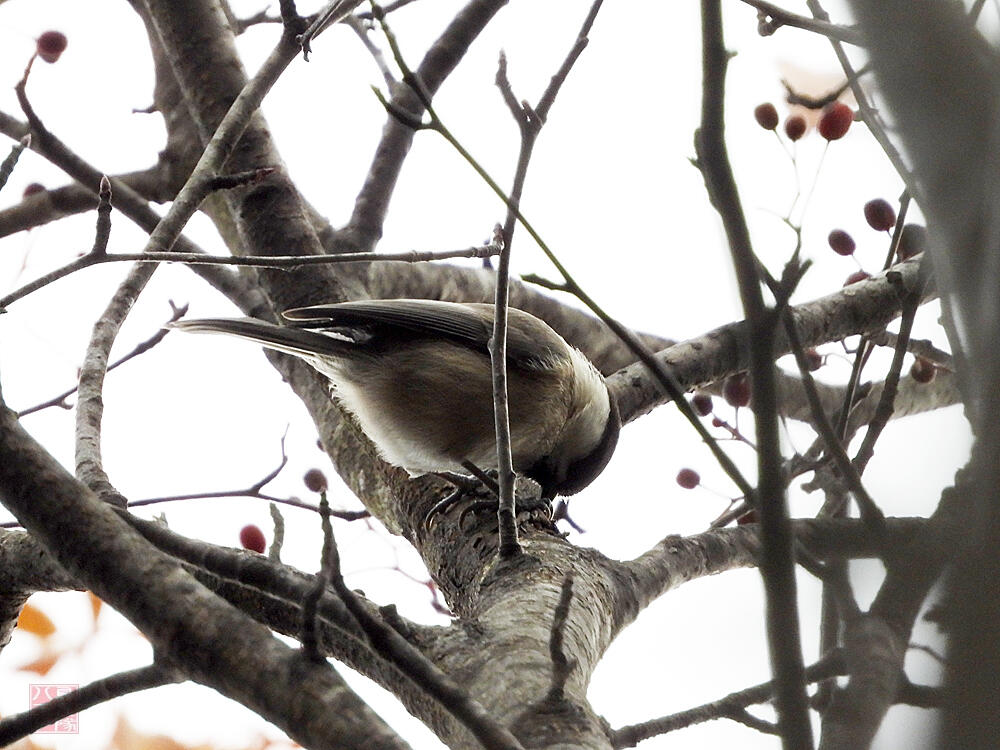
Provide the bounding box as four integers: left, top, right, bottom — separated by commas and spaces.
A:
0, 0, 974, 748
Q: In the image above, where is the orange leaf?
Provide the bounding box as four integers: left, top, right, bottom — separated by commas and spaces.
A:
20, 651, 60, 676
17, 603, 55, 638
87, 591, 103, 623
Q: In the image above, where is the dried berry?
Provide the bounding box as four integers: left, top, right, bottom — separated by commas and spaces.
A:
864, 199, 896, 232
804, 348, 823, 371
36, 31, 68, 64
828, 229, 856, 256
691, 392, 713, 417
818, 102, 853, 141
303, 468, 328, 493
676, 468, 700, 490
239, 524, 266, 554
723, 372, 751, 408
784, 115, 807, 142
897, 224, 927, 260
754, 103, 779, 130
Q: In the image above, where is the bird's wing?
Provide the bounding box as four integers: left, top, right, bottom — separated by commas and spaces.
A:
282, 299, 568, 369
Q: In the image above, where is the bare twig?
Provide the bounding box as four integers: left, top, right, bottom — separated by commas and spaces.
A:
268, 502, 287, 562
0, 663, 182, 746
91, 175, 112, 257
16, 302, 188, 417
483, 1, 607, 552
545, 575, 577, 703
0, 134, 30, 192
3, 75, 253, 316
869, 330, 952, 368
738, 0, 863, 44
345, 15, 396, 88
852, 292, 921, 476
301, 493, 333, 661
0, 240, 502, 310
127, 437, 369, 521
696, 1, 812, 746
298, 0, 365, 59
611, 650, 845, 748
204, 166, 277, 191
806, 0, 916, 195
371, 0, 755, 503
781, 310, 885, 540
72, 29, 310, 505
488, 220, 520, 557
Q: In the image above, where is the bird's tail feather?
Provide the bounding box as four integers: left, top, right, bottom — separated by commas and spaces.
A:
169, 318, 350, 359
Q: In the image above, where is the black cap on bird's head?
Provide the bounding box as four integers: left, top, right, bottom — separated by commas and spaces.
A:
526, 386, 621, 499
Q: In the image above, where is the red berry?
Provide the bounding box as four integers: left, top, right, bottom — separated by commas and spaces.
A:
22, 183, 45, 198
691, 392, 713, 417
818, 102, 853, 141
828, 229, 856, 256
676, 468, 700, 489
864, 199, 896, 232
723, 372, 751, 408
754, 103, 779, 131
239, 524, 266, 554
897, 224, 927, 260
711, 417, 725, 428
36, 31, 68, 64
804, 348, 823, 371
910, 356, 936, 384
737, 509, 759, 525
844, 270, 871, 286
303, 468, 328, 493
784, 115, 806, 142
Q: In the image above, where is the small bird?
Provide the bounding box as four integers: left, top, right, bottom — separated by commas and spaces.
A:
171, 299, 620, 501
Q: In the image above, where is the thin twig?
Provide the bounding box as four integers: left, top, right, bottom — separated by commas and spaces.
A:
17, 302, 187, 417
127, 436, 369, 520
204, 166, 277, 191
2, 89, 250, 316
489, 220, 520, 557
0, 663, 181, 746
696, 1, 812, 746
483, 0, 608, 554
611, 650, 845, 748
738, 0, 863, 44
298, 0, 364, 59
0, 240, 502, 310
781, 309, 886, 541
806, 0, 917, 197
301, 493, 333, 661
268, 502, 286, 562
545, 575, 577, 702
0, 134, 30, 192
371, 4, 755, 502
140, 35, 302, 258
91, 175, 112, 257
869, 330, 952, 368
852, 292, 921, 476
71, 29, 308, 505
345, 15, 396, 88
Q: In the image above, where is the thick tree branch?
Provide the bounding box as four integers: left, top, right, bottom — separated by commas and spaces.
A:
0, 405, 410, 750
609, 258, 931, 426
614, 517, 925, 635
